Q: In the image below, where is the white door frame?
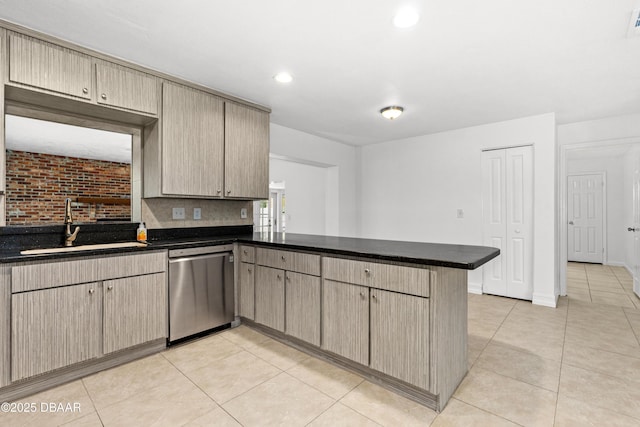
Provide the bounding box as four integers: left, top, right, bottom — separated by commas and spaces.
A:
566, 172, 607, 264
558, 137, 640, 296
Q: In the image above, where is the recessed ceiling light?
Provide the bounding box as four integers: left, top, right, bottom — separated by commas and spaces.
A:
273, 72, 293, 83
393, 8, 420, 28
380, 106, 404, 120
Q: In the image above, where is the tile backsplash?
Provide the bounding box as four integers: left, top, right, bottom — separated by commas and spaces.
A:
142, 198, 253, 229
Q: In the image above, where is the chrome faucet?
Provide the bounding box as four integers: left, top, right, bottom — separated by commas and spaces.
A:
64, 198, 80, 247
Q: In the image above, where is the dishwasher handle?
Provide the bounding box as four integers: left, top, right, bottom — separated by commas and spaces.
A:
168, 252, 233, 264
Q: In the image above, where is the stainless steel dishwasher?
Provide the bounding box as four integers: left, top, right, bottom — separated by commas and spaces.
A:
168, 245, 234, 343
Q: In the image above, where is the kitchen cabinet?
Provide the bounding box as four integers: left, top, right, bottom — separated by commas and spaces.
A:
8, 251, 167, 382
370, 289, 429, 389
238, 262, 255, 320
8, 33, 93, 100
11, 282, 102, 381
285, 271, 321, 346
103, 273, 167, 354
254, 265, 285, 332
224, 102, 269, 199
158, 82, 224, 197
96, 61, 159, 115
321, 279, 369, 365
7, 33, 159, 117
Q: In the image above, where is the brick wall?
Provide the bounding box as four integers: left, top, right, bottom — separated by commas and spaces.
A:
6, 150, 131, 225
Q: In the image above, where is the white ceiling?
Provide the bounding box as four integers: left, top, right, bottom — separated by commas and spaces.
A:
5, 115, 132, 163
0, 0, 639, 146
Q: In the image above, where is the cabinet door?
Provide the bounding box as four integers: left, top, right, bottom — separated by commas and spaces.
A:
285, 272, 321, 346
239, 262, 255, 320
103, 273, 167, 354
9, 34, 92, 99
254, 265, 285, 332
370, 290, 430, 389
162, 82, 224, 197
11, 282, 101, 381
96, 61, 158, 115
224, 102, 269, 199
321, 280, 369, 365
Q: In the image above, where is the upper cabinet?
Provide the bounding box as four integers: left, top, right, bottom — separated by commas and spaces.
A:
160, 82, 224, 197
96, 61, 159, 115
7, 33, 159, 117
144, 85, 269, 200
9, 33, 92, 100
225, 103, 269, 199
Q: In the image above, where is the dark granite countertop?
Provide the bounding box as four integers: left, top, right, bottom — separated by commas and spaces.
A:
0, 226, 499, 270
243, 233, 499, 270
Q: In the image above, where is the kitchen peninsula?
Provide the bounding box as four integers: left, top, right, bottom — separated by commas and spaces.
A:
0, 227, 498, 411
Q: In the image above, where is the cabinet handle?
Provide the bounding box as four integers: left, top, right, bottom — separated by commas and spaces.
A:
107, 285, 113, 291
281, 255, 286, 262
101, 93, 107, 100
89, 289, 95, 294
372, 294, 377, 300
359, 292, 365, 298
286, 275, 290, 281
364, 268, 371, 274
82, 87, 89, 94
248, 268, 252, 274
277, 274, 282, 280
243, 250, 248, 255
217, 189, 221, 194
227, 190, 232, 194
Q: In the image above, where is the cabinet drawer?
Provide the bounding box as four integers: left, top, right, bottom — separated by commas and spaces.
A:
322, 257, 429, 297
12, 251, 167, 293
239, 245, 255, 263
256, 247, 320, 276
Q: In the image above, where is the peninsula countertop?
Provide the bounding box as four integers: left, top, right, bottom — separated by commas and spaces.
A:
0, 230, 499, 269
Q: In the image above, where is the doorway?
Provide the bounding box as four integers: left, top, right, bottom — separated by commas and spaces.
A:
559, 139, 640, 300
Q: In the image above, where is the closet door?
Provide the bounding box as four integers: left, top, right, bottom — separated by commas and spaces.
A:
482, 146, 533, 300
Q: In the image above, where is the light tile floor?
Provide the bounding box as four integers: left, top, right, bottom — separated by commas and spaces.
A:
567, 262, 639, 309
3, 284, 640, 426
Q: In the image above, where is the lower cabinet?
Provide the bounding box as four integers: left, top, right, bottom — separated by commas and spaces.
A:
103, 273, 166, 354
238, 261, 255, 320
11, 282, 102, 381
321, 280, 369, 366
285, 271, 320, 346
10, 269, 167, 382
255, 266, 285, 332
370, 289, 430, 389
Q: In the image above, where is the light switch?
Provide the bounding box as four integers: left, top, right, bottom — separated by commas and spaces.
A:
172, 207, 185, 220
193, 208, 201, 220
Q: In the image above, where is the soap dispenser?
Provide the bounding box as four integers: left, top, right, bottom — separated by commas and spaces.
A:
136, 222, 147, 242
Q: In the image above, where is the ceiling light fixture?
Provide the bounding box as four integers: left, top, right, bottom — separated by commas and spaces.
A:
380, 106, 404, 120
393, 8, 420, 28
273, 72, 293, 83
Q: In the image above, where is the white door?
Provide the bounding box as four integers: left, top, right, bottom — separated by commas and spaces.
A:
632, 169, 640, 297
567, 174, 604, 263
482, 146, 534, 300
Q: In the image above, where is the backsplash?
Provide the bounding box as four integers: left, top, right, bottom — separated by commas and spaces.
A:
141, 198, 253, 228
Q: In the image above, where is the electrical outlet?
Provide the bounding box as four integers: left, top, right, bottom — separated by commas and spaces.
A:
193, 208, 201, 220
240, 208, 247, 219
172, 207, 185, 220
457, 209, 464, 219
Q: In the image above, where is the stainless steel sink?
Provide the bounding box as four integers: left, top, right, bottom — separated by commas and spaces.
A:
20, 242, 147, 255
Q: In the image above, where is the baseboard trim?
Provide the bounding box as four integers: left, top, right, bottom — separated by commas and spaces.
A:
532, 292, 557, 308
467, 282, 482, 295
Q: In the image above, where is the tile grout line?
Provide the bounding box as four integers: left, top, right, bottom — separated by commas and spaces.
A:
77, 379, 105, 427
552, 294, 571, 427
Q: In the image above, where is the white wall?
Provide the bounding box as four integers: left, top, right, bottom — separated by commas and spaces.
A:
359, 113, 557, 306
269, 158, 328, 235
566, 155, 626, 265
270, 124, 358, 237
